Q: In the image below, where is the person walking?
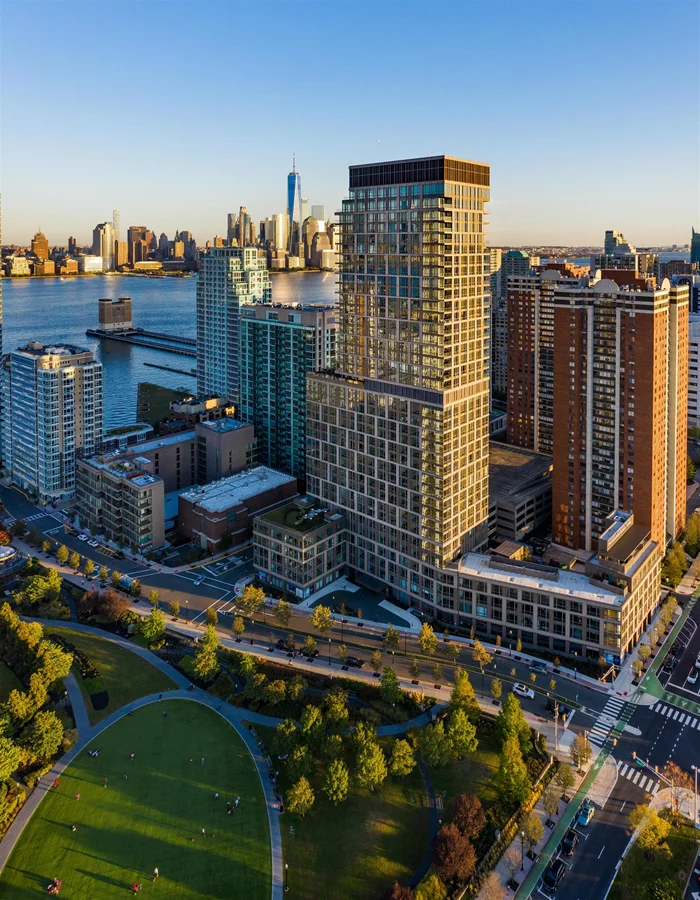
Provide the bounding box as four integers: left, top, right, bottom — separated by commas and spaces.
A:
54, 778, 60, 790
75, 792, 80, 801
215, 792, 219, 800
235, 796, 240, 808
201, 757, 205, 765
201, 828, 205, 837
152, 867, 159, 882
103, 777, 108, 788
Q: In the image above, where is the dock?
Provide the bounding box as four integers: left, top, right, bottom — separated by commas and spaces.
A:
86, 327, 196, 357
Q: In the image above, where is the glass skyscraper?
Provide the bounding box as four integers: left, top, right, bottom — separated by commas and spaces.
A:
287, 158, 302, 254
306, 155, 490, 611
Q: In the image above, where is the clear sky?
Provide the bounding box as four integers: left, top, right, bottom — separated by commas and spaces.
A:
2, 0, 698, 247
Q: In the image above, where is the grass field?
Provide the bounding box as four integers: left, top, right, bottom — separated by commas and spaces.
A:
257, 725, 429, 899
0, 660, 22, 703
608, 813, 699, 900
47, 628, 177, 724
428, 729, 502, 809
0, 701, 270, 899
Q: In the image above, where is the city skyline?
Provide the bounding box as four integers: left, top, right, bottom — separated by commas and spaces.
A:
2, 0, 698, 246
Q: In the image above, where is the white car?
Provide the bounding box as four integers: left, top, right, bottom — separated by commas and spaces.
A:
512, 683, 535, 700
77, 534, 89, 542
695, 655, 700, 670
88, 540, 99, 548
688, 670, 699, 685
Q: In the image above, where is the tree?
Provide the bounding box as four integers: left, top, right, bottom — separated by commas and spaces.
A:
529, 672, 537, 685
432, 822, 476, 884
522, 811, 544, 856
68, 550, 81, 571
480, 871, 506, 900
629, 805, 671, 857
302, 635, 317, 658
414, 875, 447, 900
495, 693, 531, 755
300, 705, 324, 746
516, 637, 523, 653
337, 643, 348, 665
321, 733, 343, 762
239, 583, 265, 617
168, 599, 180, 618
449, 793, 485, 840
370, 649, 382, 675
491, 678, 502, 703
638, 642, 651, 665
11, 518, 27, 538
419, 622, 438, 658
288, 745, 313, 781
323, 758, 349, 805
148, 589, 159, 608
41, 539, 51, 554
380, 666, 402, 705
205, 607, 218, 626
389, 739, 416, 777
418, 720, 452, 768
570, 733, 593, 771
351, 721, 377, 751
0, 736, 21, 781
142, 608, 165, 643
272, 719, 298, 756
384, 883, 414, 900
6, 689, 36, 727
555, 764, 575, 799
472, 639, 492, 679
503, 845, 521, 889
644, 878, 683, 900
83, 559, 95, 578
287, 674, 307, 702
324, 688, 349, 729
0, 527, 11, 547
130, 579, 142, 597
409, 658, 421, 680
233, 615, 245, 639
111, 570, 123, 589
56, 545, 69, 565
446, 642, 460, 666
99, 565, 108, 582
355, 741, 388, 792
98, 589, 130, 622
631, 657, 644, 680
688, 456, 696, 484
496, 734, 531, 804
385, 624, 401, 652
450, 670, 480, 723
311, 604, 332, 635
542, 785, 560, 825
193, 624, 220, 682
446, 707, 478, 759
20, 710, 63, 763
286, 776, 315, 817
273, 599, 292, 628
662, 762, 694, 816
432, 663, 443, 684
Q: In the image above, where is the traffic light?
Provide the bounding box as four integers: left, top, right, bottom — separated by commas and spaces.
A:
632, 751, 636, 759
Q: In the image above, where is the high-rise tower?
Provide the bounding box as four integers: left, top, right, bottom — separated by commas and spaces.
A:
112, 209, 120, 242
692, 227, 700, 269
307, 155, 490, 608
287, 156, 302, 254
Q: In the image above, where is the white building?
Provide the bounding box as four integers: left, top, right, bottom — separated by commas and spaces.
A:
6, 342, 103, 501
195, 246, 272, 406
4, 256, 31, 276
79, 255, 104, 273
689, 314, 700, 428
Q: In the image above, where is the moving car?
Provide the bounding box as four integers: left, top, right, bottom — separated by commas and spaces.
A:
577, 800, 595, 826
561, 828, 579, 856
345, 656, 364, 668
542, 859, 566, 892
512, 683, 535, 700
529, 661, 548, 674
88, 540, 99, 548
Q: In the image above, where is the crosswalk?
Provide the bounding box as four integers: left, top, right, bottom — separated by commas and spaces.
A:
650, 702, 700, 730
616, 760, 659, 795
3, 511, 53, 525
587, 695, 627, 747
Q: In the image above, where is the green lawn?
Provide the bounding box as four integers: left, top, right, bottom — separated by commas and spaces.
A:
0, 701, 270, 899
257, 725, 430, 899
609, 814, 699, 900
0, 660, 22, 703
428, 729, 502, 809
47, 629, 177, 724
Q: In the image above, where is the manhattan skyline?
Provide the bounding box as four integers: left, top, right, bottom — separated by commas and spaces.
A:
2, 0, 698, 247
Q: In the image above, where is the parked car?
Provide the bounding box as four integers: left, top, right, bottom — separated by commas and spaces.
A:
542, 858, 566, 892
114, 550, 125, 560
694, 654, 700, 670
276, 639, 294, 652
688, 670, 699, 685
529, 661, 548, 674
512, 683, 535, 700
88, 540, 99, 548
578, 800, 595, 826
345, 656, 364, 668
561, 828, 579, 856
77, 534, 88, 542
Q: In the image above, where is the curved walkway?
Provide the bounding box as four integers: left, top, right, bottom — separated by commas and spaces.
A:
1, 624, 284, 900
409, 761, 439, 888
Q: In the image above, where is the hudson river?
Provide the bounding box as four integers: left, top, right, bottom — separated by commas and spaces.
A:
1, 271, 337, 428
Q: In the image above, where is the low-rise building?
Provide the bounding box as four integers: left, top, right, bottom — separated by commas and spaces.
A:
102, 422, 154, 452
57, 259, 79, 275
79, 255, 103, 273
98, 297, 133, 332
4, 256, 31, 276
254, 497, 346, 599
34, 260, 56, 276
488, 442, 552, 542
75, 453, 165, 550
178, 466, 297, 552
168, 395, 235, 425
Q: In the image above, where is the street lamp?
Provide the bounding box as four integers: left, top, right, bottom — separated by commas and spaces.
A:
328, 637, 331, 666
692, 765, 698, 826
185, 599, 189, 623
520, 830, 525, 870
284, 863, 289, 893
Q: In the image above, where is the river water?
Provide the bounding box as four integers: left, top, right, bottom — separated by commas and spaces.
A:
1, 271, 338, 428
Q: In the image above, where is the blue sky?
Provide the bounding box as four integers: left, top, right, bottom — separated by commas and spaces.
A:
2, 0, 698, 246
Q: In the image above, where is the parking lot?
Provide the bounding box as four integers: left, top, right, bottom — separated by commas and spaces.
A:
661, 610, 700, 699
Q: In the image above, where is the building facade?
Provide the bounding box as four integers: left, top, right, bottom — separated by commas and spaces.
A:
689, 314, 700, 428
98, 297, 132, 331
307, 155, 491, 607
552, 276, 688, 551
239, 304, 337, 481
75, 453, 165, 550
6, 343, 103, 501
196, 246, 272, 406
692, 227, 700, 269
254, 497, 346, 599
92, 222, 114, 271
31, 232, 49, 260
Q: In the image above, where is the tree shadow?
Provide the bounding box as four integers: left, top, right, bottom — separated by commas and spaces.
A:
76, 868, 134, 890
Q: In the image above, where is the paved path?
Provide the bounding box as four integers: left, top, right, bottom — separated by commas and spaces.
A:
1, 625, 285, 899
409, 761, 438, 888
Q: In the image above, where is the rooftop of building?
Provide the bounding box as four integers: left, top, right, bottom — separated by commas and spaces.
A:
489, 442, 553, 505
106, 422, 153, 437
14, 341, 93, 358
133, 430, 196, 452
179, 466, 295, 513
258, 497, 344, 534
196, 417, 252, 435
456, 552, 624, 606
79, 452, 162, 487
170, 395, 231, 410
